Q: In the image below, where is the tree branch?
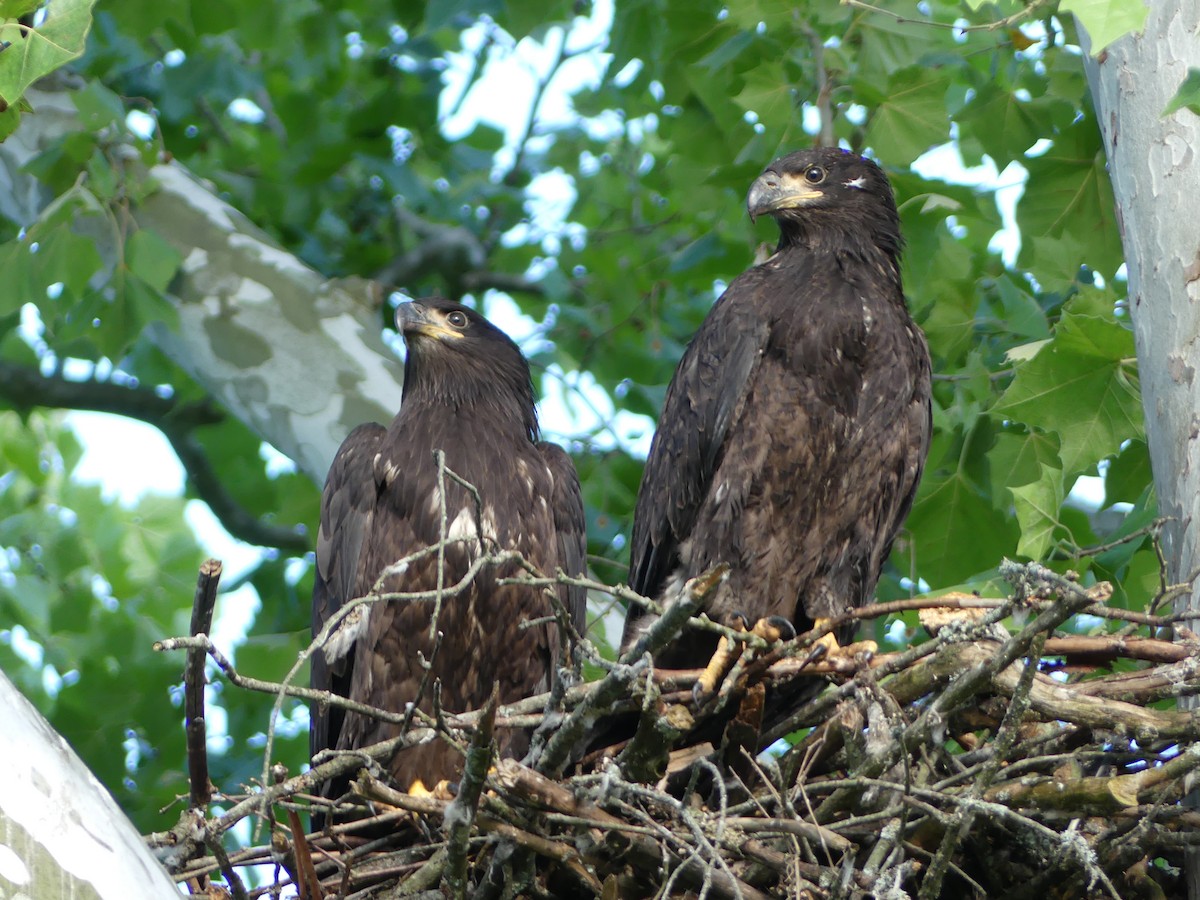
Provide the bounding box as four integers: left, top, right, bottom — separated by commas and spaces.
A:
0, 359, 309, 553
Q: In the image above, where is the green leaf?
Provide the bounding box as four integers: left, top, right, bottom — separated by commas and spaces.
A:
1017, 119, 1123, 282
1163, 68, 1200, 119
1104, 439, 1151, 507
0, 0, 42, 17
235, 630, 308, 682
0, 238, 34, 313
1060, 0, 1148, 54
1010, 463, 1065, 559
125, 229, 182, 292
71, 80, 126, 131
955, 84, 1046, 166
0, 0, 97, 106
864, 68, 953, 166
503, 0, 570, 38
0, 96, 19, 139
732, 61, 796, 130
907, 470, 1020, 585
988, 428, 1061, 505
994, 276, 1051, 341
993, 303, 1142, 479
30, 221, 104, 298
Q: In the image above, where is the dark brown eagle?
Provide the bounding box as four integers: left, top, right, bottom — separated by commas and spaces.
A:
622, 148, 931, 674
310, 298, 586, 808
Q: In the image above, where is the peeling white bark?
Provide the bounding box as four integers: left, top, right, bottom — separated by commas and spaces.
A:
0, 85, 404, 485
1084, 8, 1200, 893
0, 670, 180, 897
1082, 4, 1200, 626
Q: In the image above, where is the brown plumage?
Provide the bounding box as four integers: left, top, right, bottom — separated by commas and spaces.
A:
310, 298, 586, 807
622, 148, 931, 668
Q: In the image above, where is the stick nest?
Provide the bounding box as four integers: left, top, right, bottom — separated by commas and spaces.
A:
148, 558, 1200, 899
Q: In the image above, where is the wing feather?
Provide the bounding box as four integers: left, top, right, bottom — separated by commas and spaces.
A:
537, 441, 587, 636
625, 276, 769, 632
309, 422, 385, 764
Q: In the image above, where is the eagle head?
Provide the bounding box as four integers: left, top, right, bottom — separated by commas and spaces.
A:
395, 297, 538, 438
747, 148, 901, 254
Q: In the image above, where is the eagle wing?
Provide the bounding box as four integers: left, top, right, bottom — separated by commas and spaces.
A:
625, 280, 770, 631
309, 423, 384, 765
538, 441, 588, 638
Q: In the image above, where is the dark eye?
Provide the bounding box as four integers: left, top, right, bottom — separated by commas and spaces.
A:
804, 166, 825, 184
447, 311, 468, 328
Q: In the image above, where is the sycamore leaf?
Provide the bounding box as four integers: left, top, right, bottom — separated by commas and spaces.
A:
907, 470, 1020, 585
993, 305, 1143, 479
1104, 439, 1152, 507
733, 62, 796, 129
1017, 121, 1122, 282
988, 429, 1061, 506
1005, 340, 1051, 363
0, 0, 96, 107
0, 0, 41, 16
864, 68, 953, 166
1164, 68, 1200, 119
1060, 0, 1148, 54
1011, 463, 1065, 559
125, 229, 182, 293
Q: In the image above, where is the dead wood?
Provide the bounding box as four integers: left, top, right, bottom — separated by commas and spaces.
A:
147, 558, 1200, 898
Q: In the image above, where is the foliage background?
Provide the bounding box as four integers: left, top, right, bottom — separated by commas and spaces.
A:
0, 0, 1156, 836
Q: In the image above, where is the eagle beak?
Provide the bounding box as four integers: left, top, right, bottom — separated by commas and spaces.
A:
747, 171, 824, 222
395, 302, 461, 341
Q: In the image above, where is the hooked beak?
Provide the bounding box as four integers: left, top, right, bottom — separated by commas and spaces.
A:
747, 171, 824, 222
395, 302, 461, 342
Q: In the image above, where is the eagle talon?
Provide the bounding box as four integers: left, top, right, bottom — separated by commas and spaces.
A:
754, 615, 796, 643
811, 617, 877, 659
693, 613, 749, 705
694, 613, 795, 705
408, 778, 455, 801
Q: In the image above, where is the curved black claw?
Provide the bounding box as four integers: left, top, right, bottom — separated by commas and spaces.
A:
761, 615, 796, 642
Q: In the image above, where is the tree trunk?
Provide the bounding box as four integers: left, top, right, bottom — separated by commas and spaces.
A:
1082, 4, 1200, 895
0, 670, 180, 897
1082, 4, 1200, 628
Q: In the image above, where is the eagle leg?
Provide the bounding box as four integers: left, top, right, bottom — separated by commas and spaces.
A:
811, 617, 878, 658
693, 611, 751, 704
408, 777, 456, 801
693, 613, 796, 704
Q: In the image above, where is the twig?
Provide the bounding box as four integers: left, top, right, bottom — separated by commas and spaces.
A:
443, 683, 497, 897
804, 23, 835, 147
185, 560, 221, 812
844, 0, 1054, 33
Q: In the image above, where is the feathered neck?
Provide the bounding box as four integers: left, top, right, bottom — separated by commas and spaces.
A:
400, 347, 540, 444
774, 210, 903, 281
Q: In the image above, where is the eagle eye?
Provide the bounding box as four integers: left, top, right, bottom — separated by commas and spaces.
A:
803, 166, 826, 185
446, 311, 468, 328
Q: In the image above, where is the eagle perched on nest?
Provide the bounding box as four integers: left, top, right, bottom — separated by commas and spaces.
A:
623, 148, 931, 675
310, 298, 586, 807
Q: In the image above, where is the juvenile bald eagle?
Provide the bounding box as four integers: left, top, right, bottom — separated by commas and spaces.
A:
622, 148, 931, 673
310, 298, 586, 808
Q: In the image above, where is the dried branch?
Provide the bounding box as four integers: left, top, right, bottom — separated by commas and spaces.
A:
444, 684, 497, 898
185, 559, 221, 812
147, 558, 1200, 897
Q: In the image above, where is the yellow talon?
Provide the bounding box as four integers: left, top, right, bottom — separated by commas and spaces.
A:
407, 778, 455, 801
812, 617, 877, 657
